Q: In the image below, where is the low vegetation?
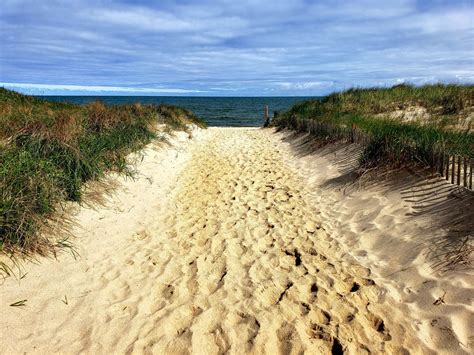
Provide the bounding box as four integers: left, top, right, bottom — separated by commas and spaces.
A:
0, 88, 205, 255
274, 84, 474, 167
284, 83, 473, 126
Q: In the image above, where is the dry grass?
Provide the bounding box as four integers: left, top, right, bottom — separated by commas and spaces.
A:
0, 88, 205, 262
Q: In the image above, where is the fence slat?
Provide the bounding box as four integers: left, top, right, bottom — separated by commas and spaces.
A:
451, 155, 455, 184
463, 157, 468, 187
445, 154, 450, 180
457, 156, 461, 185
470, 159, 473, 190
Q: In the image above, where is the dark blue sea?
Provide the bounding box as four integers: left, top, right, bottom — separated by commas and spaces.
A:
38, 96, 314, 127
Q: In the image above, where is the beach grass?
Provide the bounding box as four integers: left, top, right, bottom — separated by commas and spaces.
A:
275, 84, 474, 167
284, 83, 473, 122
0, 88, 206, 254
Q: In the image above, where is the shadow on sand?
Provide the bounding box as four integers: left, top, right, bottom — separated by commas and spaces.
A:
276, 128, 473, 273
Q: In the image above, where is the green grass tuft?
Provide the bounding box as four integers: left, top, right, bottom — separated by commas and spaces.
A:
0, 88, 206, 255
275, 84, 474, 167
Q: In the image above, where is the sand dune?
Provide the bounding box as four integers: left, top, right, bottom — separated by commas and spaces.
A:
1, 127, 472, 354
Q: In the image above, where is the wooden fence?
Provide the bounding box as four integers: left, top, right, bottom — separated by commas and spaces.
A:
278, 116, 473, 191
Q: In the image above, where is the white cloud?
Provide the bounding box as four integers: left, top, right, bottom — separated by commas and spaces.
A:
90, 8, 194, 32
0, 83, 204, 94
306, 0, 414, 20
278, 81, 334, 90
83, 5, 249, 39
402, 9, 474, 34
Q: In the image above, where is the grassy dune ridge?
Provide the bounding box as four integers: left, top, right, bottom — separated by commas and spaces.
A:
275, 84, 474, 166
0, 88, 206, 254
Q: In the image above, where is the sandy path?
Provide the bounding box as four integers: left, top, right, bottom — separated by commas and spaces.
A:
148, 128, 424, 354
0, 127, 466, 354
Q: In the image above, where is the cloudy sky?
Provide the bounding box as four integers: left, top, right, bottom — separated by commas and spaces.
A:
0, 0, 473, 96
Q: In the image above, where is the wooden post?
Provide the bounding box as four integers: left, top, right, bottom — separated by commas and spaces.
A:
263, 105, 270, 127
470, 159, 473, 190
445, 154, 449, 180
463, 157, 467, 187
451, 155, 455, 184
457, 156, 461, 185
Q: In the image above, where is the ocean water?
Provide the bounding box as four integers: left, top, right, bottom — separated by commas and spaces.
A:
39, 96, 314, 127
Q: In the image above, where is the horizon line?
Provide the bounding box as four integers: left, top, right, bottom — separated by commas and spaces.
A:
32, 94, 319, 98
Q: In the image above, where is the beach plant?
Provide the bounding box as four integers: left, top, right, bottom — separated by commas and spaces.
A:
274, 84, 474, 168
0, 88, 206, 256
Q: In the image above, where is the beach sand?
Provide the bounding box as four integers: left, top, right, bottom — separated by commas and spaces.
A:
1, 127, 472, 354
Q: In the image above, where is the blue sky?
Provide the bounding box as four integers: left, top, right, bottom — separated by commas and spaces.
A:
0, 0, 473, 96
